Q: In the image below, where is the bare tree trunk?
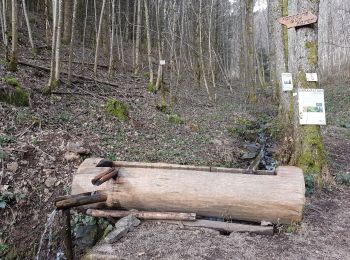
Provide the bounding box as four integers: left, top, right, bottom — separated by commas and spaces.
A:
45, 0, 50, 46
82, 0, 88, 67
22, 0, 35, 54
62, 0, 72, 44
94, 0, 106, 77
155, 0, 163, 91
8, 0, 18, 71
199, 0, 212, 101
134, 0, 142, 74
144, 0, 153, 84
118, 0, 124, 66
68, 0, 78, 84
109, 0, 116, 77
48, 0, 58, 90
208, 0, 217, 94
1, 0, 8, 58
54, 0, 63, 83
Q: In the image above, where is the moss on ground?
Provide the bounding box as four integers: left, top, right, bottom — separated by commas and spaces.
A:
168, 114, 184, 124
106, 99, 129, 121
0, 77, 29, 106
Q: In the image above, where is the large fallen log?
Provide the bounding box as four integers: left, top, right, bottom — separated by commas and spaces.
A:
72, 158, 305, 224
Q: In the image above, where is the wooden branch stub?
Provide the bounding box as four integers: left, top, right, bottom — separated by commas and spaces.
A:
63, 210, 74, 260
86, 209, 197, 221
55, 193, 107, 210
278, 11, 317, 29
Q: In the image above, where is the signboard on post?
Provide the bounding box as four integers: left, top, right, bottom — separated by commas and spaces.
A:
298, 89, 326, 125
278, 11, 317, 29
306, 73, 318, 82
281, 73, 293, 91
160, 60, 166, 66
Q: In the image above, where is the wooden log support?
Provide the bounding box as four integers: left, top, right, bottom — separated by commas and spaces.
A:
55, 192, 107, 210
72, 158, 305, 224
86, 209, 197, 221
155, 220, 274, 235
63, 210, 74, 260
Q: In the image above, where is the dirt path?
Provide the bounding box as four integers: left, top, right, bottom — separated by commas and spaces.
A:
85, 188, 350, 260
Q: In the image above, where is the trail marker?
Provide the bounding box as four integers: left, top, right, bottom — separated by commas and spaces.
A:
306, 73, 318, 82
160, 60, 166, 65
278, 12, 317, 29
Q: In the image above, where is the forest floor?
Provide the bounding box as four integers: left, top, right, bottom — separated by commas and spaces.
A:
0, 48, 350, 259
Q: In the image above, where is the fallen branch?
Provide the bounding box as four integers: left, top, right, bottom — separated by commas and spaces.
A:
155, 220, 274, 235
18, 61, 121, 88
86, 209, 197, 221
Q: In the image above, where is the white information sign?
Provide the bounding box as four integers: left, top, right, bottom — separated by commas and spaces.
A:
281, 73, 293, 91
298, 89, 326, 125
160, 60, 166, 65
306, 73, 318, 82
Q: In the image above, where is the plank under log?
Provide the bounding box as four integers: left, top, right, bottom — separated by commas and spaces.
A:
72, 158, 305, 224
154, 220, 274, 235
86, 209, 197, 221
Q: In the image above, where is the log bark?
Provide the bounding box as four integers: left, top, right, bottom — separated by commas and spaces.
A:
86, 209, 197, 221
156, 220, 274, 235
72, 158, 305, 224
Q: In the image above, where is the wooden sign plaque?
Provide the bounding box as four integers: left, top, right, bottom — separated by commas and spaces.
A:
278, 11, 317, 29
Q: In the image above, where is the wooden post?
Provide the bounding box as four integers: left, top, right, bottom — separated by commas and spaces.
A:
63, 210, 74, 260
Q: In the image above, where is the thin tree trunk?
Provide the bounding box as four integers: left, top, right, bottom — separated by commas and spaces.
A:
45, 0, 50, 46
54, 0, 63, 83
2, 0, 8, 57
93, 0, 106, 77
62, 0, 72, 44
144, 0, 153, 84
109, 0, 116, 77
8, 0, 18, 71
48, 0, 58, 90
208, 0, 216, 93
134, 0, 142, 74
199, 0, 211, 101
118, 0, 124, 66
82, 0, 88, 67
68, 0, 77, 84
22, 0, 35, 54
155, 0, 162, 91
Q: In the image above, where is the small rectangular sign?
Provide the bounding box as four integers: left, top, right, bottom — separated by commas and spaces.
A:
306, 73, 318, 82
281, 73, 293, 91
298, 89, 326, 125
160, 60, 166, 65
278, 11, 317, 29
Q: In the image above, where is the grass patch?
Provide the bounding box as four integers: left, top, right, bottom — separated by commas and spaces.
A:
168, 114, 184, 124
106, 99, 129, 121
147, 83, 157, 93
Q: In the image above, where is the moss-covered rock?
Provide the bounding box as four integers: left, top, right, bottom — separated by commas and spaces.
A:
0, 77, 29, 106
106, 99, 129, 121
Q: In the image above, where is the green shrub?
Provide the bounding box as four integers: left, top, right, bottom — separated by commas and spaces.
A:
335, 173, 350, 186
147, 83, 157, 93
106, 99, 129, 121
168, 114, 184, 124
304, 174, 316, 196
156, 103, 168, 113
